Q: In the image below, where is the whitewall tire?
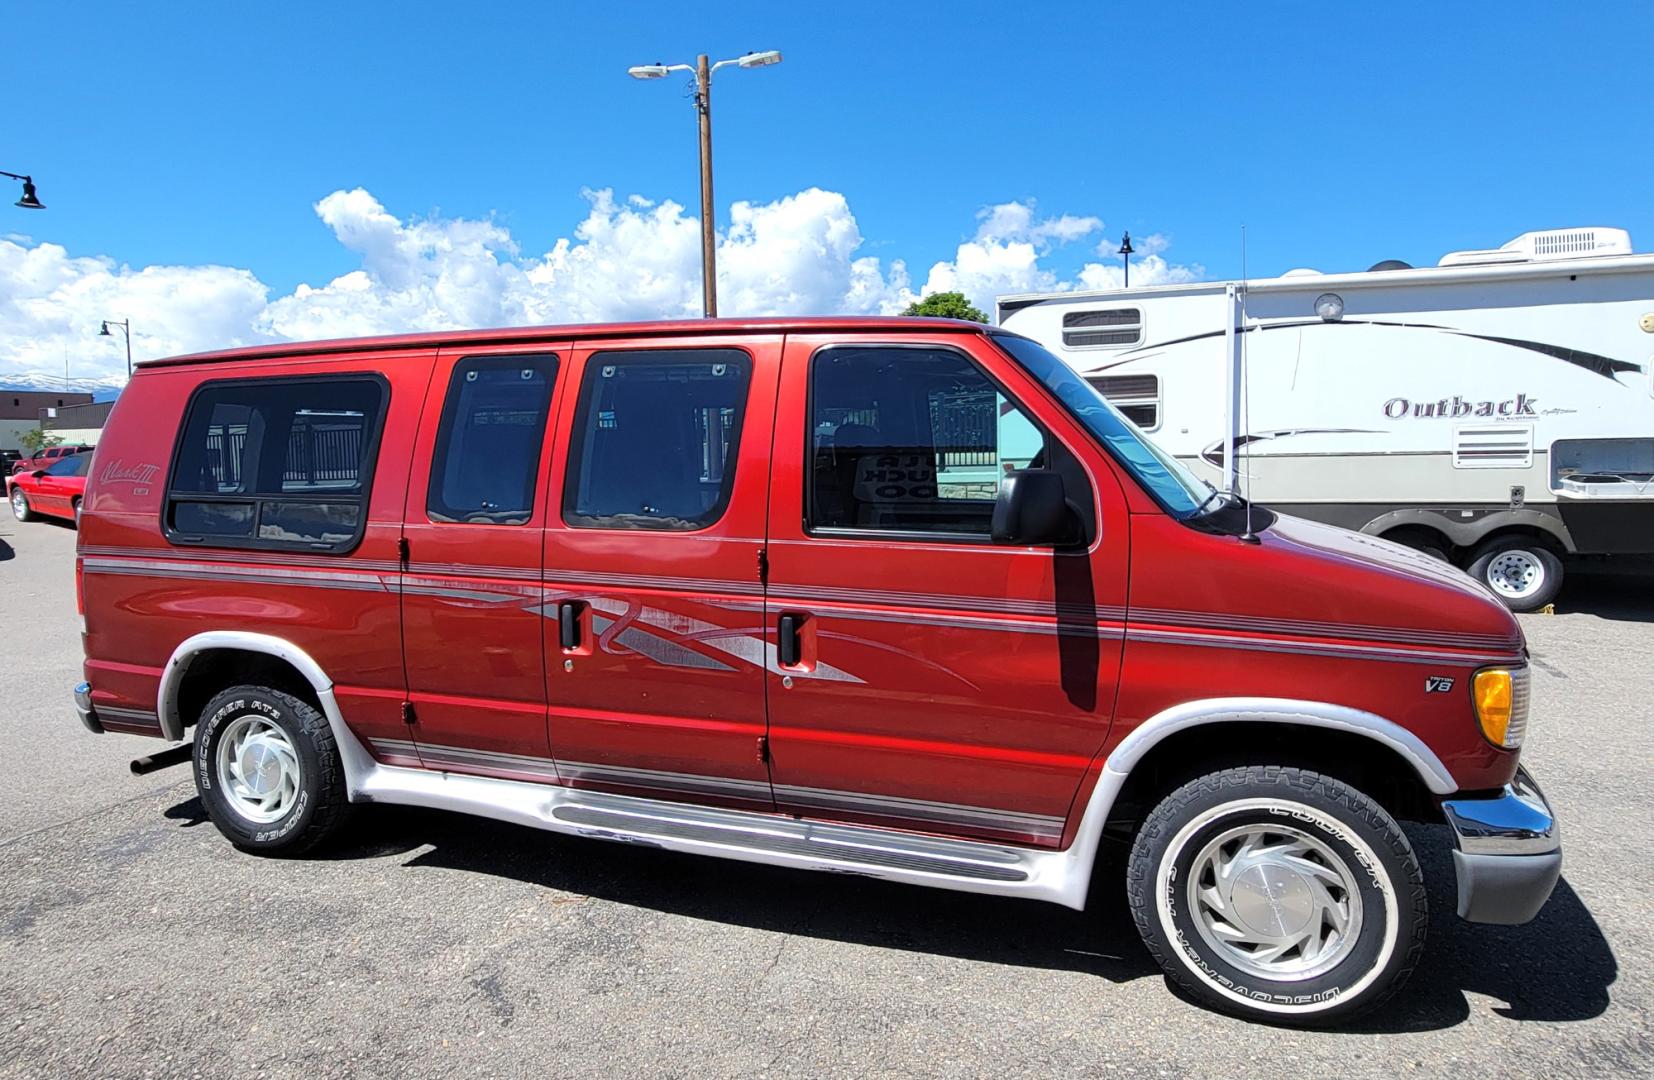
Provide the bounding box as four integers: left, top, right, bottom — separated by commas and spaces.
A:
1127, 766, 1427, 1025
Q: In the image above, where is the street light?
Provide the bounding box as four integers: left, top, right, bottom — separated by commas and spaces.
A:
1, 170, 45, 209
1119, 231, 1134, 288
627, 50, 783, 317
100, 319, 132, 378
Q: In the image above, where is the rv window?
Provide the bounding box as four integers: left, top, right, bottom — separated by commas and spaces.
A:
1062, 308, 1142, 349
1085, 374, 1159, 430
165, 374, 387, 553
563, 349, 752, 531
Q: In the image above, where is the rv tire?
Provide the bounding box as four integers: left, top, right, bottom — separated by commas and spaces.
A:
1467, 538, 1563, 612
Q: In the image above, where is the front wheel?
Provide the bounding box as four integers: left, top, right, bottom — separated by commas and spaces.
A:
10, 486, 32, 522
193, 684, 351, 855
1127, 766, 1427, 1025
1467, 537, 1563, 612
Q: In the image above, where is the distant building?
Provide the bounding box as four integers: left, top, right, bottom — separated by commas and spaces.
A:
0, 391, 96, 452
41, 400, 116, 446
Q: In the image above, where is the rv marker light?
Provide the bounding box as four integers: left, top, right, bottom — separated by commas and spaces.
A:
1314, 293, 1345, 322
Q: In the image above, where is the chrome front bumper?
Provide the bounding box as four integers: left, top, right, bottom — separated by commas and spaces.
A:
1441, 766, 1561, 925
73, 681, 105, 735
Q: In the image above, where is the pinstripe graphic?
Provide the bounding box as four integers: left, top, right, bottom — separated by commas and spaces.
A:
81, 550, 1519, 665
97, 705, 163, 733
367, 745, 1057, 839
771, 784, 1065, 841
559, 760, 772, 799
372, 738, 561, 779
1126, 627, 1524, 666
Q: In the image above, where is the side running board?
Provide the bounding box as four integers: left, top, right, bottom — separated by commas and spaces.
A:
350, 761, 1093, 904
552, 788, 1029, 882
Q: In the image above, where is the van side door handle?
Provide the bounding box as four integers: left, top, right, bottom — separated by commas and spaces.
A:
777, 613, 802, 667
559, 601, 581, 650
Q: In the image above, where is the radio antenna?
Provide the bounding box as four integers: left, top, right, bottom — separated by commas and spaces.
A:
1239, 225, 1259, 543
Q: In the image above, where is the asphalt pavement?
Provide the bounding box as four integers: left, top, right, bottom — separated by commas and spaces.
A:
2, 515, 1650, 1077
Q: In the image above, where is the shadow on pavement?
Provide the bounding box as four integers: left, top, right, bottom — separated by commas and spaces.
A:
1555, 563, 1654, 623
164, 794, 1616, 1029
0, 538, 12, 562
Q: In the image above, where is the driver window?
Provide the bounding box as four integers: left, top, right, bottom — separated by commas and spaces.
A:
809, 346, 1048, 537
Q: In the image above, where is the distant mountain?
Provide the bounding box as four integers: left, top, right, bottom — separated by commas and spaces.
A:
0, 371, 127, 395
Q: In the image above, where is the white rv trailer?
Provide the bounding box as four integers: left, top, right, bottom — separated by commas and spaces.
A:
997, 227, 1654, 611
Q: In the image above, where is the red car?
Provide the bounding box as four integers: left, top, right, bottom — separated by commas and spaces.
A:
10, 449, 91, 524
11, 443, 94, 475
70, 317, 1559, 1024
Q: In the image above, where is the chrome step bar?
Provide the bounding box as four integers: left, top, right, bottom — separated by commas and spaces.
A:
350, 759, 1100, 907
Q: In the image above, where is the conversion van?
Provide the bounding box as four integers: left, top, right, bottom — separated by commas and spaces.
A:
73, 317, 1558, 1024
998, 227, 1654, 611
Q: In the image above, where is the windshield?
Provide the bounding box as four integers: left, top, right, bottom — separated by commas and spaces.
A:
992, 333, 1210, 515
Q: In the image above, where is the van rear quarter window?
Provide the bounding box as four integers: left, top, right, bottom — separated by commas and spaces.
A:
562, 348, 751, 531
165, 374, 388, 552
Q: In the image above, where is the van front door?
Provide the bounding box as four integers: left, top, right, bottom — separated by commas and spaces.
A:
761, 333, 1129, 847
542, 334, 780, 809
396, 344, 568, 779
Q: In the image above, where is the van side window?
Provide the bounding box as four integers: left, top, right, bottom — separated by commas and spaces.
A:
427, 355, 558, 525
563, 349, 751, 531
166, 376, 387, 552
809, 346, 1046, 537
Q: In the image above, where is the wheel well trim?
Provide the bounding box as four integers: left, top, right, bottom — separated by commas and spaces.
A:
1099, 697, 1458, 796
1362, 507, 1575, 554
155, 631, 377, 795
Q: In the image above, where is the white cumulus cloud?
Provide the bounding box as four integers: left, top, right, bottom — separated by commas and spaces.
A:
0, 188, 1200, 383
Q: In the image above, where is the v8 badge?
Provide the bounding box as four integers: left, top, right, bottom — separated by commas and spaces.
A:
1425, 676, 1455, 694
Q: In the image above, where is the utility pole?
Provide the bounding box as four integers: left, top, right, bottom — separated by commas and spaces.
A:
695, 54, 717, 317
628, 50, 782, 319
1120, 231, 1134, 288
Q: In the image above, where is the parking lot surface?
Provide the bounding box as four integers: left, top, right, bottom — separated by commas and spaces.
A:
2, 517, 1651, 1078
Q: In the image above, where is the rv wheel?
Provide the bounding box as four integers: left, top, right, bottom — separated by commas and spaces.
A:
1467, 538, 1563, 612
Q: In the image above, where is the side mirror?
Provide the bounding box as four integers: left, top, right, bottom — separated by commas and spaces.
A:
30, 469, 46, 479
991, 469, 1074, 545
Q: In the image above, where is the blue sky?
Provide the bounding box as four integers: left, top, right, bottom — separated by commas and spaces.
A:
3, 1, 1652, 377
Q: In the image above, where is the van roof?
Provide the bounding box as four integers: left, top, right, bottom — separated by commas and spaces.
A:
139, 316, 988, 369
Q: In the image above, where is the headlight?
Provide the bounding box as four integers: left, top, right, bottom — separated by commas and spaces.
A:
1472, 666, 1530, 749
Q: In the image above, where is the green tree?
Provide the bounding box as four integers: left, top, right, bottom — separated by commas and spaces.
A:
901, 291, 988, 323
17, 428, 60, 455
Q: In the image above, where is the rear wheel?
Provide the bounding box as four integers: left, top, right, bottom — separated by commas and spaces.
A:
1127, 766, 1427, 1025
10, 487, 31, 522
193, 684, 351, 855
1467, 537, 1563, 612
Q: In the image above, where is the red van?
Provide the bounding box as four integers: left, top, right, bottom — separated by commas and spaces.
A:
72, 318, 1558, 1023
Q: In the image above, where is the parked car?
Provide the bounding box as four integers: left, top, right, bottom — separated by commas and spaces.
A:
11, 443, 95, 475
71, 317, 1559, 1024
10, 449, 91, 524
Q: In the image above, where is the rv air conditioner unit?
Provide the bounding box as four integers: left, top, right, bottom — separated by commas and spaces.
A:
1438, 227, 1633, 267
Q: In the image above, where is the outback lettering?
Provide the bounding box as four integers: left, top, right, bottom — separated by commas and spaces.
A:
1382, 393, 1539, 419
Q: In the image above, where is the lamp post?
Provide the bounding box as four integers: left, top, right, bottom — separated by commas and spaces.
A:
1119, 231, 1134, 288
100, 319, 132, 379
628, 50, 783, 318
1, 170, 45, 209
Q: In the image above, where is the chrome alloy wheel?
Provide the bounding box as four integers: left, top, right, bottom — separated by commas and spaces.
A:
1185, 822, 1365, 981
10, 489, 25, 517
214, 715, 302, 824
1485, 549, 1545, 600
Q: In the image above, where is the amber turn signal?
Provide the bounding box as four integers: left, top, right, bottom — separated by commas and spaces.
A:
1472, 667, 1529, 749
